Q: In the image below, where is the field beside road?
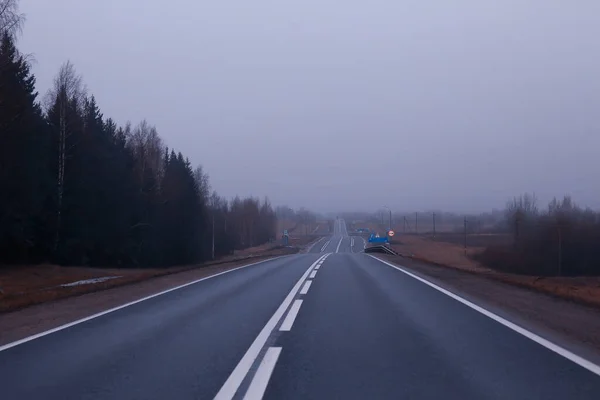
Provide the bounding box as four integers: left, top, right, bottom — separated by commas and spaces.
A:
431, 232, 512, 248
386, 233, 600, 309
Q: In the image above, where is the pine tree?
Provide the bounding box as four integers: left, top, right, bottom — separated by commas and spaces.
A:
0, 32, 51, 262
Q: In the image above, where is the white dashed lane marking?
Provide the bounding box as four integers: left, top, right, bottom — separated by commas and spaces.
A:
300, 280, 312, 295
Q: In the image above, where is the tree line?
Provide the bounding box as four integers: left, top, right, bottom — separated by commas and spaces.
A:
477, 193, 600, 276
0, 1, 276, 267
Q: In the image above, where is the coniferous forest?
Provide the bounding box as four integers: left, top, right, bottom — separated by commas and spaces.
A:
0, 0, 277, 267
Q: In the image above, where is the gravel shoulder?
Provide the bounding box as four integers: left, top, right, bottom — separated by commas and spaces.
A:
378, 254, 600, 366
0, 254, 287, 347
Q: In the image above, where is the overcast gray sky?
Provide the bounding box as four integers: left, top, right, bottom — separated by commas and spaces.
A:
18, 0, 600, 212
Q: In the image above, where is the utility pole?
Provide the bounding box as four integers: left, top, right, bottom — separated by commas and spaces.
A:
211, 214, 215, 260
514, 212, 520, 248
557, 226, 562, 276
433, 213, 436, 238
463, 216, 467, 256
383, 206, 392, 232
415, 212, 418, 234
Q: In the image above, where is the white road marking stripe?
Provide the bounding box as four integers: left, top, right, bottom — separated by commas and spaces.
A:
335, 237, 343, 253
320, 240, 330, 252
279, 299, 303, 331
368, 255, 600, 377
300, 280, 312, 295
309, 270, 317, 279
215, 254, 328, 399
314, 265, 320, 270
306, 237, 325, 253
243, 347, 282, 400
0, 256, 285, 353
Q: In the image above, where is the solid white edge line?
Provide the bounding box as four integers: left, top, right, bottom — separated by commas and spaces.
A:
279, 299, 303, 331
335, 237, 343, 253
214, 254, 327, 400
314, 265, 320, 270
243, 347, 282, 400
299, 280, 312, 295
0, 256, 285, 353
309, 270, 317, 279
368, 255, 600, 377
320, 240, 330, 252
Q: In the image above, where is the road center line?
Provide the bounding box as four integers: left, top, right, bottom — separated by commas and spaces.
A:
368, 255, 600, 377
242, 347, 282, 400
309, 270, 317, 279
320, 240, 330, 252
300, 280, 312, 295
335, 237, 343, 253
280, 299, 303, 331
214, 254, 328, 399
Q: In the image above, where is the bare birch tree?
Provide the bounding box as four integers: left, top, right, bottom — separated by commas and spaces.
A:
0, 0, 24, 37
127, 120, 164, 190
45, 61, 86, 250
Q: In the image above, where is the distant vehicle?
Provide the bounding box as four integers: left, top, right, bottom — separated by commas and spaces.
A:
356, 228, 370, 233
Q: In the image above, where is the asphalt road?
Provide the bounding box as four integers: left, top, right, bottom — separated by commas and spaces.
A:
309, 218, 363, 254
2, 219, 600, 399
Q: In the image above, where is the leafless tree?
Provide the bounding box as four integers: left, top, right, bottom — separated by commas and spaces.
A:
45, 61, 86, 250
194, 165, 211, 202
0, 0, 24, 37
127, 120, 164, 190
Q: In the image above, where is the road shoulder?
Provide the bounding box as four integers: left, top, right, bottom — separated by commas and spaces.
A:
0, 256, 287, 347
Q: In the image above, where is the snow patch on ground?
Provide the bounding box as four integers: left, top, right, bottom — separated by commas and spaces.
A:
60, 276, 122, 288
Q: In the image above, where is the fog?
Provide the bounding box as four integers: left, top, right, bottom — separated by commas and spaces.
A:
18, 0, 600, 213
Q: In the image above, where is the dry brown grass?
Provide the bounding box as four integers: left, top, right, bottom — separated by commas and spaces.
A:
493, 274, 600, 309
390, 235, 487, 272
385, 234, 600, 309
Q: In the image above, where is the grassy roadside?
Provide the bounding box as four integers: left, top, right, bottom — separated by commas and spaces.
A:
0, 246, 298, 314
384, 235, 600, 309
353, 220, 600, 309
